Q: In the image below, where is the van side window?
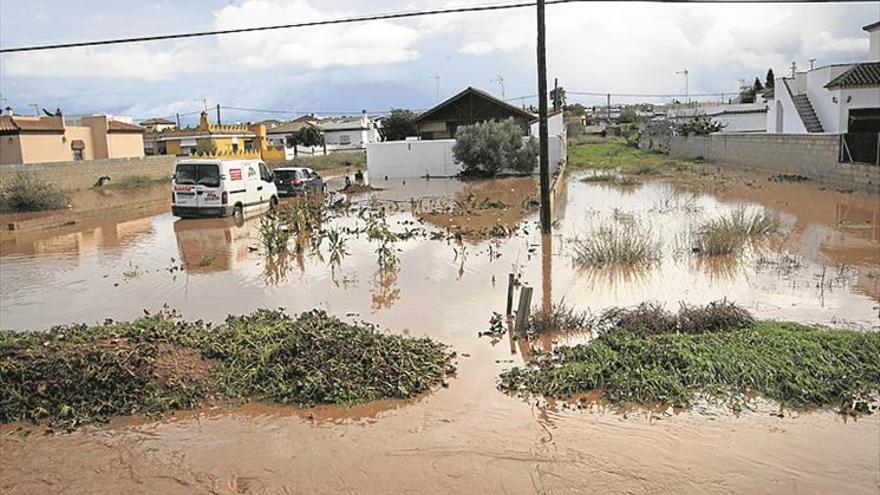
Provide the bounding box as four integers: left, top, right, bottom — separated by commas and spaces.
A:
259, 163, 271, 182
248, 166, 257, 179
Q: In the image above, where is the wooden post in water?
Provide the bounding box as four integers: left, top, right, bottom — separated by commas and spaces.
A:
506, 273, 515, 316
514, 286, 533, 337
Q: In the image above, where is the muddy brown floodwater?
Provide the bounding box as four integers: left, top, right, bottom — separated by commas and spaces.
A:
1, 168, 879, 494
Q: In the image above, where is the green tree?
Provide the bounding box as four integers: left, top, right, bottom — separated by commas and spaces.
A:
564, 103, 586, 115
765, 68, 775, 88
292, 125, 323, 147
550, 86, 566, 111
453, 118, 537, 177
379, 109, 418, 141
753, 77, 764, 92
618, 108, 638, 124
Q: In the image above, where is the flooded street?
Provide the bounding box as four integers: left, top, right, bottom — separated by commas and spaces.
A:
2, 168, 879, 494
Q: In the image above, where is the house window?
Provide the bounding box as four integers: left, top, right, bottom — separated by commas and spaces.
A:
70, 139, 85, 161
232, 143, 239, 153
339, 134, 351, 145
73, 149, 83, 161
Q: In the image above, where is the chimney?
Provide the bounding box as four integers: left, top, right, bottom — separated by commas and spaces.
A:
3, 106, 12, 116
362, 109, 368, 127
866, 21, 880, 62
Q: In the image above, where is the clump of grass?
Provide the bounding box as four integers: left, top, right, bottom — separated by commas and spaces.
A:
580, 174, 616, 183
694, 208, 783, 256
0, 172, 70, 213
0, 309, 454, 431
529, 302, 590, 335
500, 321, 880, 413
572, 222, 661, 267
597, 300, 753, 336
621, 163, 659, 176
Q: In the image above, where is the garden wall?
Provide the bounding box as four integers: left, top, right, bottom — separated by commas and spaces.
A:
0, 156, 176, 191
643, 133, 879, 194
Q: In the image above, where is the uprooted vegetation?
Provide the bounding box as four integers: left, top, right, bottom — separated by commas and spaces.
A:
0, 172, 71, 213
693, 207, 783, 256
500, 301, 880, 414
0, 309, 454, 431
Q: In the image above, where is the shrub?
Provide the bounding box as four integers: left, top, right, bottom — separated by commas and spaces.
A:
694, 208, 782, 256
675, 114, 725, 136
0, 172, 70, 213
453, 118, 537, 177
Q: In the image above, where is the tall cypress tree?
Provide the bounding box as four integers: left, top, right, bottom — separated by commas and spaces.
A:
765, 68, 775, 88
754, 77, 764, 92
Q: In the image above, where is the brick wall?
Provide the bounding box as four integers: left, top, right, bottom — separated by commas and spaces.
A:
0, 155, 176, 191
648, 133, 879, 194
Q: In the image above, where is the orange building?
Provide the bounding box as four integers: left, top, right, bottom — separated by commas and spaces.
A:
0, 113, 145, 165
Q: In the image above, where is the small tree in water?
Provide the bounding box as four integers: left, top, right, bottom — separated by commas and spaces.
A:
453, 118, 538, 177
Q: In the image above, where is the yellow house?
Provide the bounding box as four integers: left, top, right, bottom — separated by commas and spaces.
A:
153, 111, 284, 160
0, 113, 145, 165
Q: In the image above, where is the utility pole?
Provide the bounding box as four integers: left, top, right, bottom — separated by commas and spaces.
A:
216, 104, 221, 126
491, 76, 505, 101
552, 78, 558, 111
606, 93, 611, 123
536, 0, 550, 234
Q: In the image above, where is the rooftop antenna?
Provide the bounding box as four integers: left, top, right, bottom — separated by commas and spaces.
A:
194, 98, 208, 112
29, 103, 39, 116
809, 58, 816, 70
676, 68, 689, 105
789, 61, 798, 77
491, 75, 505, 101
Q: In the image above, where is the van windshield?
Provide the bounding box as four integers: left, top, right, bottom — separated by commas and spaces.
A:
175, 163, 220, 187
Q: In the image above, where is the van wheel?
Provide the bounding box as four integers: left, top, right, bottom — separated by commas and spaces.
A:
233, 204, 243, 217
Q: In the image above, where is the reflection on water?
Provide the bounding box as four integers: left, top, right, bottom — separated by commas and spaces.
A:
1, 174, 878, 334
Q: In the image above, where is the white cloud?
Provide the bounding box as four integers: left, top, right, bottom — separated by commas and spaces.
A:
212, 0, 421, 69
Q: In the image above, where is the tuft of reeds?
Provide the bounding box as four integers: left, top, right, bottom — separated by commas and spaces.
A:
694, 208, 783, 256
529, 302, 590, 335
500, 318, 880, 414
0, 309, 454, 431
572, 222, 661, 267
597, 300, 753, 336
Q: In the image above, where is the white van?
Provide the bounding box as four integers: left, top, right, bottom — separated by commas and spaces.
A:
172, 159, 279, 218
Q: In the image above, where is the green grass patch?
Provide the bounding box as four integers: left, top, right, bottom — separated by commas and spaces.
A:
568, 138, 690, 174
0, 309, 453, 431
501, 317, 880, 414
0, 172, 70, 213
270, 152, 365, 172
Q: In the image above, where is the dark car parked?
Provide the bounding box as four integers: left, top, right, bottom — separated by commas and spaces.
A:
273, 167, 326, 197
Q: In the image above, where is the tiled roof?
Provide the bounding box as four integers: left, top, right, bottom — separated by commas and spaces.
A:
0, 115, 65, 134
267, 121, 316, 134
139, 117, 175, 125
107, 120, 146, 133
825, 62, 880, 89
415, 86, 536, 123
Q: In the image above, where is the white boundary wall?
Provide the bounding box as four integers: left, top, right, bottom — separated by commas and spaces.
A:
366, 134, 566, 178
367, 139, 460, 178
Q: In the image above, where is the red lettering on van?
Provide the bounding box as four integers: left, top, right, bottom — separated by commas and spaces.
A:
229, 168, 242, 180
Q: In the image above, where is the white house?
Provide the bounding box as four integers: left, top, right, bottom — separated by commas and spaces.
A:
319, 111, 381, 152
765, 21, 880, 134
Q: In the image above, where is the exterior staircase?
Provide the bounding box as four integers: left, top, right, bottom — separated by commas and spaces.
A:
792, 94, 824, 133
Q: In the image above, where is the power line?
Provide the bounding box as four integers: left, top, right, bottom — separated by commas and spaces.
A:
0, 0, 852, 53
220, 105, 407, 116
506, 89, 743, 101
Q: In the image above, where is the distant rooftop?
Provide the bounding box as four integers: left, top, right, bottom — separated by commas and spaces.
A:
825, 62, 880, 89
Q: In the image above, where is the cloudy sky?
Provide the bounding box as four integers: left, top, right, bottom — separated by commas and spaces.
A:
1, 0, 877, 124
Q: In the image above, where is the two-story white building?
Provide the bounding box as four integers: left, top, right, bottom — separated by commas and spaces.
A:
319, 111, 381, 152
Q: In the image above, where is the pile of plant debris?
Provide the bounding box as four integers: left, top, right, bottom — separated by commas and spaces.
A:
500, 302, 880, 414
0, 309, 454, 431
